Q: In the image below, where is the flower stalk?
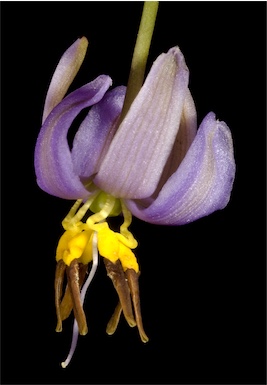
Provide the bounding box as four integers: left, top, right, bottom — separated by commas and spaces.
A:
119, 1, 159, 122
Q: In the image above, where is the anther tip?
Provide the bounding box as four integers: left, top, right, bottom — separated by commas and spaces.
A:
141, 335, 149, 343
79, 327, 88, 336
128, 319, 137, 328
55, 324, 62, 332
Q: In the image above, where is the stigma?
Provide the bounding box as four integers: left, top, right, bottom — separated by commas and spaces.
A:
54, 189, 148, 367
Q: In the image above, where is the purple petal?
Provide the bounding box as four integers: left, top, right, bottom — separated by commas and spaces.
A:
126, 112, 236, 225
72, 86, 126, 178
34, 75, 112, 200
42, 37, 89, 123
153, 88, 197, 196
95, 46, 190, 199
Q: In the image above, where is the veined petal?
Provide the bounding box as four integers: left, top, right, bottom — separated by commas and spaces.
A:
34, 75, 112, 200
95, 46, 189, 199
126, 112, 236, 225
42, 37, 89, 123
72, 86, 126, 178
153, 88, 197, 196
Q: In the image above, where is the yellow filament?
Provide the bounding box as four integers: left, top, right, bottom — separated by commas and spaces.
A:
118, 200, 138, 249
56, 229, 93, 266
56, 229, 80, 262
97, 227, 139, 272
62, 199, 83, 229
68, 193, 99, 227
97, 227, 120, 263
62, 193, 100, 231
79, 232, 94, 265
118, 242, 139, 273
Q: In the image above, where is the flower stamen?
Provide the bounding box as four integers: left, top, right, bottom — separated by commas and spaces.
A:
125, 268, 149, 342
56, 192, 147, 366
59, 263, 88, 324
106, 302, 123, 335
66, 259, 88, 335
55, 259, 66, 332
118, 200, 138, 249
62, 192, 100, 231
61, 231, 98, 369
104, 258, 136, 327
62, 199, 83, 229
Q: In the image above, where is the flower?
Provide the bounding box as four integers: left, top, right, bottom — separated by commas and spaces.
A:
34, 36, 235, 367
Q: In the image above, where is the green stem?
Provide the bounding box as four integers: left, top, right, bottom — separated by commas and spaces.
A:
119, 1, 159, 123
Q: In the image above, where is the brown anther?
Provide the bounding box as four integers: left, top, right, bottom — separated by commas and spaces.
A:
66, 259, 88, 335
59, 263, 88, 322
125, 269, 149, 343
106, 302, 123, 335
55, 260, 66, 332
104, 258, 136, 328
104, 259, 149, 342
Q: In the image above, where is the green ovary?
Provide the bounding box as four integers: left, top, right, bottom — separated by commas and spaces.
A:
90, 191, 121, 217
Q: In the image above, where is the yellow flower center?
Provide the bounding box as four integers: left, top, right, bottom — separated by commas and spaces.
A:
55, 190, 139, 273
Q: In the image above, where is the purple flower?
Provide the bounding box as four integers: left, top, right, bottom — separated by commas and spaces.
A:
35, 38, 235, 224
34, 36, 235, 367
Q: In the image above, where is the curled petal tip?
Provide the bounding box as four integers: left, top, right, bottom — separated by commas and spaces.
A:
79, 36, 89, 49
42, 36, 89, 123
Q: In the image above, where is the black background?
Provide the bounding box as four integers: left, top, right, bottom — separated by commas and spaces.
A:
1, 1, 266, 384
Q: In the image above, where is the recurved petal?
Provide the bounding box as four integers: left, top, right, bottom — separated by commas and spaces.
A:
34, 75, 112, 200
126, 112, 236, 225
94, 46, 189, 199
42, 37, 89, 123
72, 86, 126, 178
